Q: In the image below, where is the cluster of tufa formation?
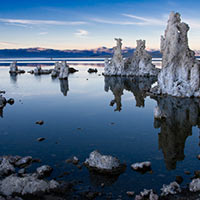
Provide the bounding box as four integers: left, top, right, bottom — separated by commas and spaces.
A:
151, 12, 200, 97
104, 39, 159, 77
51, 61, 69, 79
9, 61, 25, 74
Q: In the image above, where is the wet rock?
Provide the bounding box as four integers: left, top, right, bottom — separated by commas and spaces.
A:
36, 165, 53, 178
194, 170, 200, 178
88, 68, 98, 73
135, 189, 158, 200
9, 61, 25, 74
36, 120, 44, 125
189, 178, 200, 192
175, 176, 183, 184
161, 181, 181, 196
0, 174, 59, 196
0, 91, 5, 94
37, 137, 45, 142
184, 171, 191, 175
197, 154, 200, 160
126, 191, 135, 197
0, 158, 15, 177
33, 65, 52, 75
84, 150, 126, 174
7, 98, 15, 105
131, 161, 151, 173
15, 156, 32, 168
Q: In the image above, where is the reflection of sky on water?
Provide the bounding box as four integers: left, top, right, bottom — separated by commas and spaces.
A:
0, 63, 200, 197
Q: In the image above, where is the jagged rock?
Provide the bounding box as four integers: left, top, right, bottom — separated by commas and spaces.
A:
189, 178, 200, 192
15, 156, 32, 168
131, 161, 151, 173
0, 174, 59, 196
18, 168, 26, 175
51, 62, 61, 77
152, 12, 200, 97
88, 68, 98, 73
154, 106, 166, 119
104, 38, 124, 76
135, 189, 158, 200
84, 150, 126, 174
0, 158, 15, 177
59, 61, 69, 79
36, 165, 53, 178
9, 62, 25, 74
72, 157, 79, 165
126, 191, 135, 197
161, 181, 181, 196
124, 40, 159, 76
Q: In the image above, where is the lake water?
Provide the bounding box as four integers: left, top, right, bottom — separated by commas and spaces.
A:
0, 61, 199, 199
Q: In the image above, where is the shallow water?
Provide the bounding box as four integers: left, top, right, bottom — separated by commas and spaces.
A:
0, 63, 200, 198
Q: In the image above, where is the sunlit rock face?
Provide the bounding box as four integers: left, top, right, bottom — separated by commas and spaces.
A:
104, 76, 156, 110
152, 12, 200, 97
104, 38, 124, 76
59, 61, 69, 79
124, 40, 159, 76
153, 96, 200, 170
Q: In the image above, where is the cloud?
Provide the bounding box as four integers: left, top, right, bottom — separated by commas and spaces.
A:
0, 41, 18, 46
0, 18, 87, 26
38, 32, 48, 35
91, 18, 145, 25
74, 29, 89, 37
122, 14, 165, 26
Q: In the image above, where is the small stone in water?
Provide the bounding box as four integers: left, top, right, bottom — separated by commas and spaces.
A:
197, 154, 200, 160
175, 176, 183, 184
37, 137, 45, 142
184, 171, 191, 175
126, 191, 135, 196
36, 120, 44, 125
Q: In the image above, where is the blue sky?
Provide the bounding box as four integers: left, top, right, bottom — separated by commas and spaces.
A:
0, 0, 200, 50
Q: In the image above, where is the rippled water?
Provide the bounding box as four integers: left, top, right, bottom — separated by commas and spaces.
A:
0, 63, 199, 198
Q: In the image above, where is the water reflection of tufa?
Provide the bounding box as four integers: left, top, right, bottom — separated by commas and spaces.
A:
153, 96, 200, 170
104, 76, 156, 111
60, 79, 69, 96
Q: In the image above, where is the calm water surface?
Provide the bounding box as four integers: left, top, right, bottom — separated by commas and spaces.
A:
0, 63, 199, 198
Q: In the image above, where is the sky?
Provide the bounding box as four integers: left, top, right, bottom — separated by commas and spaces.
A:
0, 0, 200, 50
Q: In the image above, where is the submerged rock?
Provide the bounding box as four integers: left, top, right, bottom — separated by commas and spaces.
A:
104, 38, 124, 76
131, 161, 151, 173
161, 181, 181, 196
151, 12, 200, 97
124, 40, 159, 76
84, 150, 126, 174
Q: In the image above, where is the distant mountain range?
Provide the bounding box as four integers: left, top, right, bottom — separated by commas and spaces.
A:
0, 47, 199, 58
0, 47, 162, 58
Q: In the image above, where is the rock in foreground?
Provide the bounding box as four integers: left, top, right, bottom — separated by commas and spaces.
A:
84, 151, 126, 174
